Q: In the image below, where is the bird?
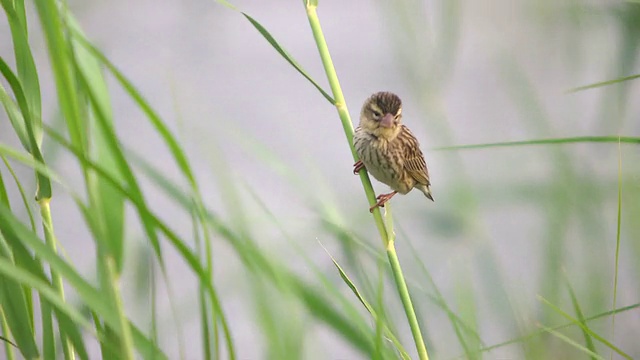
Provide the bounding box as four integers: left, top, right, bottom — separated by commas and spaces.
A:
353, 91, 433, 213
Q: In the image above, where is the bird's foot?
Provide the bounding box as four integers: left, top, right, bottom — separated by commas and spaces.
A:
369, 191, 398, 213
353, 160, 365, 175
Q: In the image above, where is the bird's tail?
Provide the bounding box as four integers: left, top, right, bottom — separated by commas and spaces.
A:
419, 185, 434, 202
425, 191, 434, 202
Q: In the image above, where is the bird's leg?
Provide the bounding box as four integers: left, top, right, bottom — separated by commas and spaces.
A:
353, 160, 365, 175
369, 191, 398, 213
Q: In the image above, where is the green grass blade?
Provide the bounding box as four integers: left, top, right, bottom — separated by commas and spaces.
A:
0, 256, 97, 337
39, 127, 236, 359
610, 140, 623, 352
67, 19, 127, 273
399, 226, 484, 352
538, 323, 605, 360
70, 59, 163, 267
40, 301, 55, 360
538, 296, 632, 359
433, 136, 640, 151
240, 13, 334, 104
0, 145, 64, 348
0, 56, 51, 200
0, 164, 8, 208
0, 203, 167, 358
241, 183, 396, 358
1, 155, 37, 234
68, 30, 197, 188
565, 276, 598, 359
130, 152, 381, 357
1, 0, 42, 142
213, 0, 334, 103
461, 303, 640, 357
291, 277, 377, 355
0, 309, 18, 360
0, 84, 31, 152
0, 203, 106, 314
453, 269, 480, 359
0, 145, 62, 190
33, 0, 86, 153
55, 310, 90, 360
567, 73, 640, 92
0, 258, 39, 359
322, 245, 411, 359
104, 257, 135, 360
69, 27, 222, 358
373, 264, 384, 360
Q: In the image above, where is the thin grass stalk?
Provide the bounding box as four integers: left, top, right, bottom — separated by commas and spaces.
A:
197, 202, 220, 360
303, 1, 429, 359
39, 199, 75, 360
104, 257, 135, 360
1, 156, 37, 329
610, 140, 623, 358
193, 210, 212, 360
0, 309, 16, 360
384, 207, 428, 359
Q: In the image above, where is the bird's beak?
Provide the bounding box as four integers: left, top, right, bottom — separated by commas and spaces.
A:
380, 113, 395, 128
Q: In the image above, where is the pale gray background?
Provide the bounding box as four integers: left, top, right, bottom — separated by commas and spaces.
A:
1, 0, 639, 359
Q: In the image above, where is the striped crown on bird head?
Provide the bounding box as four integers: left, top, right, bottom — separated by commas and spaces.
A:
359, 91, 404, 139
369, 92, 402, 116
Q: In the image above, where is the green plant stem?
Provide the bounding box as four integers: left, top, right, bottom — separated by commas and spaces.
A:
387, 245, 429, 359
39, 199, 75, 360
0, 309, 16, 360
304, 1, 387, 238
384, 208, 428, 359
104, 257, 135, 360
304, 2, 429, 359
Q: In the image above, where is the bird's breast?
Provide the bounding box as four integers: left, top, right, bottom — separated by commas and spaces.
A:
354, 134, 409, 192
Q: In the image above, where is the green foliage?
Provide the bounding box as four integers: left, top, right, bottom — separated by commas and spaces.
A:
1, 0, 638, 359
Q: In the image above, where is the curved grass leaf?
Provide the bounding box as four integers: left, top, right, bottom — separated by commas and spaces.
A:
457, 303, 640, 358
1, 0, 42, 144
0, 85, 30, 152
66, 19, 127, 274
212, 0, 334, 104
433, 136, 640, 151
129, 151, 380, 357
0, 203, 167, 359
538, 296, 632, 359
0, 162, 8, 208
33, 0, 86, 153
0, 256, 39, 359
610, 141, 623, 350
321, 244, 411, 359
0, 57, 51, 200
565, 277, 597, 359
241, 13, 334, 104
399, 225, 485, 353
67, 25, 216, 358
37, 126, 236, 360
568, 74, 640, 93
538, 323, 605, 360
68, 30, 197, 188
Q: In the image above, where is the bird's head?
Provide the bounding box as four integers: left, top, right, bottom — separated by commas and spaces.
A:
359, 92, 403, 140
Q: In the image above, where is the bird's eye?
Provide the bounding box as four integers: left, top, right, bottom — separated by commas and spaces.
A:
372, 110, 381, 118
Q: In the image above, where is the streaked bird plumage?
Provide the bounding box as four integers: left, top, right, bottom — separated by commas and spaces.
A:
353, 92, 433, 212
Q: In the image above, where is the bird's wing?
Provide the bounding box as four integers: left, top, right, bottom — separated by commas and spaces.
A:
401, 126, 431, 186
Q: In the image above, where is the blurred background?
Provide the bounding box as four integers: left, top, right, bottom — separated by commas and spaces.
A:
1, 0, 639, 359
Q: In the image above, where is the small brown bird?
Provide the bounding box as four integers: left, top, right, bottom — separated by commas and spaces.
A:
353, 92, 433, 212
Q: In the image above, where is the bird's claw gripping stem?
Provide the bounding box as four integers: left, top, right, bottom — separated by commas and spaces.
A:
353, 160, 365, 175
369, 191, 398, 213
